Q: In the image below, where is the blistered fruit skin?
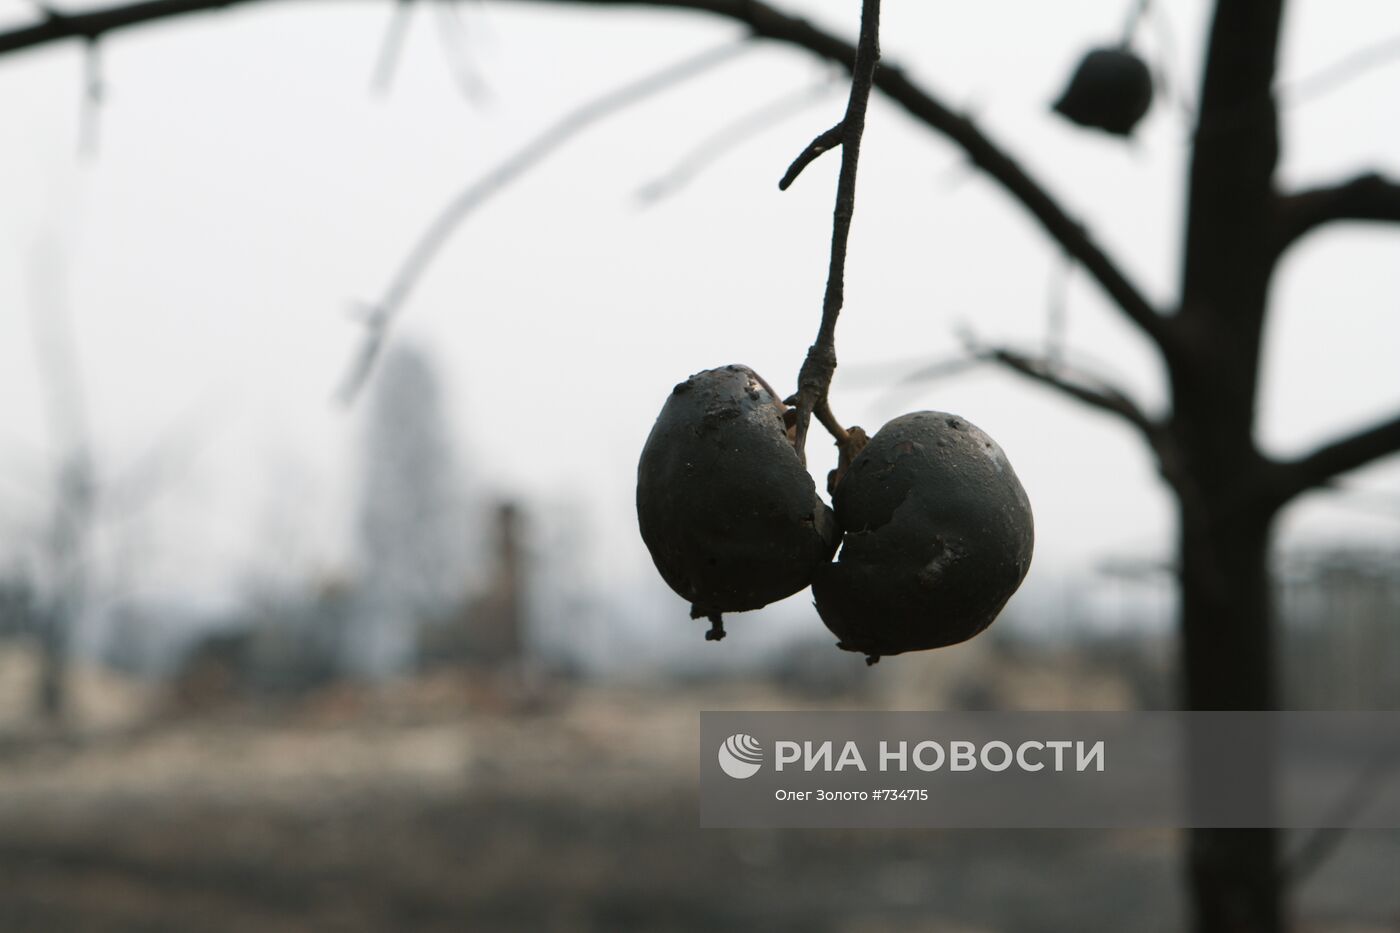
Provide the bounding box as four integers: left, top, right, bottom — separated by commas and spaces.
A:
813, 411, 1033, 659
637, 365, 840, 617
1053, 47, 1153, 136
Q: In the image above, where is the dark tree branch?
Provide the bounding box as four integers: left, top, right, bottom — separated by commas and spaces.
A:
336, 37, 753, 402
778, 120, 842, 190
973, 341, 1195, 498
787, 0, 879, 465
1271, 411, 1400, 503
0, 0, 239, 52
1274, 172, 1400, 257
973, 343, 1160, 438
0, 0, 1170, 352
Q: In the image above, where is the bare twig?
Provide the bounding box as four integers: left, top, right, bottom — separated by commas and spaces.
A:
786, 0, 880, 465
1145, 0, 1194, 119
867, 353, 982, 413
1119, 0, 1150, 47
1281, 31, 1400, 105
975, 343, 1159, 437
777, 121, 842, 191
78, 38, 103, 157
370, 0, 414, 94
100, 391, 229, 518
636, 78, 832, 205
336, 37, 753, 403
432, 0, 490, 103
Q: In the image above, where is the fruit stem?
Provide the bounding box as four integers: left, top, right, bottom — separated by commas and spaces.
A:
814, 398, 851, 446
1119, 0, 1150, 48
704, 613, 726, 641
787, 0, 882, 466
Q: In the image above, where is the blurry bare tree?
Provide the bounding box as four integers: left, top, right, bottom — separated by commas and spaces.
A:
21, 237, 215, 721
3, 1, 1400, 930
27, 238, 96, 723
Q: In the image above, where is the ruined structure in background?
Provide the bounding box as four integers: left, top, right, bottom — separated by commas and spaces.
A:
418, 500, 526, 680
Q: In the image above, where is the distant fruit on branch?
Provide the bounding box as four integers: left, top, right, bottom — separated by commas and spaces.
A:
637, 365, 840, 628
1053, 47, 1153, 136
812, 411, 1033, 662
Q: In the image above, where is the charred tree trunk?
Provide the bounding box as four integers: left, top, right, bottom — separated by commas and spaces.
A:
1177, 495, 1280, 932
1174, 1, 1286, 930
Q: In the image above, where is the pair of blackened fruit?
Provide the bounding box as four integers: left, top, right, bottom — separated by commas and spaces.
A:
636, 365, 1034, 661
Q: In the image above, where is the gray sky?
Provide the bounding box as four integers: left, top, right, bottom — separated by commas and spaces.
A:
0, 0, 1397, 629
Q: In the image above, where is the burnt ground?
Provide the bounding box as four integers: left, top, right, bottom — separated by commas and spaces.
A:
0, 682, 1394, 932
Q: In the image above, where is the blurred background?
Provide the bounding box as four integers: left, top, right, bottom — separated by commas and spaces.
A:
0, 0, 1397, 929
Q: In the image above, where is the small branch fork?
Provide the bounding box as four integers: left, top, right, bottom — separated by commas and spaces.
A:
778, 121, 842, 191
782, 0, 881, 467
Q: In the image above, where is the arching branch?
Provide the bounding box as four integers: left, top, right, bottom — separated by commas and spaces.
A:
0, 0, 1171, 353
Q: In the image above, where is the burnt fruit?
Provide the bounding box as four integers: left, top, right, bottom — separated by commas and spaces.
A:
637, 365, 840, 636
1052, 47, 1153, 137
812, 411, 1033, 661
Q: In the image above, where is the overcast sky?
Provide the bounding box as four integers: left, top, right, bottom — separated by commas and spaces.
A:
0, 0, 1397, 636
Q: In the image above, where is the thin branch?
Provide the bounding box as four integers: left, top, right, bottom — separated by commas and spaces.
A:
777, 120, 842, 190
1271, 411, 1400, 503
869, 353, 980, 407
1281, 32, 1400, 106
1118, 0, 1149, 48
0, 0, 1170, 352
1145, 0, 1195, 119
335, 37, 753, 403
862, 338, 1170, 479
1274, 172, 1400, 257
788, 0, 880, 465
370, 0, 414, 94
636, 77, 832, 205
971, 342, 1160, 438
431, 0, 490, 103
78, 38, 104, 157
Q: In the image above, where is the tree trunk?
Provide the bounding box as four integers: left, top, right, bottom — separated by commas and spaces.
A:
1178, 496, 1280, 933
1174, 0, 1287, 927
